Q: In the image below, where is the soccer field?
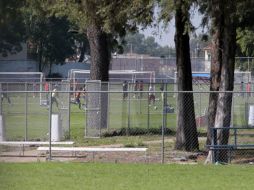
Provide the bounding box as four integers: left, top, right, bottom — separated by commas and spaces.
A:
1, 83, 252, 141
0, 163, 254, 190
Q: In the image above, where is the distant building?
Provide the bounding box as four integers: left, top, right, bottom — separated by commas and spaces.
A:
0, 43, 38, 72
0, 42, 90, 78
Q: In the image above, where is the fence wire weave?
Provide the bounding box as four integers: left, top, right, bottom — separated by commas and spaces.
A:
0, 81, 254, 164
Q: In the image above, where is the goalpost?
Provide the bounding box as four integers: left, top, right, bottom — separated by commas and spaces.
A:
68, 69, 156, 102
0, 72, 45, 105
234, 71, 252, 83
68, 69, 155, 90
68, 69, 156, 137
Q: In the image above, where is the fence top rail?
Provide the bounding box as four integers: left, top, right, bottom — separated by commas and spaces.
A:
0, 72, 43, 75
1, 90, 254, 93
37, 147, 148, 152
0, 141, 74, 145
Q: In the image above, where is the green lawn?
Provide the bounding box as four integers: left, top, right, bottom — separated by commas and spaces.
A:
0, 163, 254, 190
1, 85, 252, 143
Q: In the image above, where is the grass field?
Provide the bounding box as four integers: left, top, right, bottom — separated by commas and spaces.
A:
0, 163, 254, 190
1, 83, 253, 145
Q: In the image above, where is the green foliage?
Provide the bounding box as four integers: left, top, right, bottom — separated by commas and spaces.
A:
237, 29, 254, 57
123, 33, 146, 54
50, 0, 155, 53
122, 32, 175, 57
0, 0, 26, 56
236, 0, 254, 28
143, 36, 160, 54
102, 127, 173, 137
23, 0, 87, 72
199, 0, 254, 36
158, 0, 174, 25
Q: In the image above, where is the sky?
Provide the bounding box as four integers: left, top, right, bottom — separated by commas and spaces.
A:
140, 9, 204, 47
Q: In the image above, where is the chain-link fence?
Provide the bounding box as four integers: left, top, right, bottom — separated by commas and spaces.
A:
1, 81, 254, 164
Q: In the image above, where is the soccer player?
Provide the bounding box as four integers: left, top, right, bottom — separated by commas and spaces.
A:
51, 86, 59, 108
139, 80, 144, 99
122, 81, 128, 100
148, 85, 156, 108
75, 88, 82, 109
1, 86, 11, 105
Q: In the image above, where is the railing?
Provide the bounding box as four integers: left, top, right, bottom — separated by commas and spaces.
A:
209, 127, 254, 163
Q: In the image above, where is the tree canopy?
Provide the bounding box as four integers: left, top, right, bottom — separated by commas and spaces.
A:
237, 29, 254, 57
0, 0, 26, 57
23, 0, 89, 72
122, 32, 175, 57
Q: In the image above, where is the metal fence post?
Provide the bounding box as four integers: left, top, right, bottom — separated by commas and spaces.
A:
107, 83, 110, 131
212, 128, 218, 163
211, 127, 215, 163
127, 84, 131, 136
25, 83, 28, 141
147, 91, 150, 129
165, 84, 168, 134
0, 83, 2, 115
67, 81, 71, 139
48, 91, 52, 160
161, 91, 166, 164
231, 92, 234, 127
139, 91, 141, 114
199, 83, 201, 128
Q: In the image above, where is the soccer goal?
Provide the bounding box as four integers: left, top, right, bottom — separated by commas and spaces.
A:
0, 72, 46, 105
68, 69, 155, 91
234, 71, 252, 83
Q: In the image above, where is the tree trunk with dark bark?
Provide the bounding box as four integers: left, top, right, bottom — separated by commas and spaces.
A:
87, 24, 110, 81
206, 0, 224, 146
86, 24, 110, 131
78, 41, 86, 62
215, 4, 236, 162
206, 1, 237, 163
38, 42, 43, 72
174, 0, 199, 151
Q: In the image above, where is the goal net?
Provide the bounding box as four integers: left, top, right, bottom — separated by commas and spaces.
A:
0, 72, 46, 105
68, 69, 155, 91
234, 71, 252, 83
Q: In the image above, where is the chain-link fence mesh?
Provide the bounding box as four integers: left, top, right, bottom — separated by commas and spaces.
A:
0, 81, 254, 164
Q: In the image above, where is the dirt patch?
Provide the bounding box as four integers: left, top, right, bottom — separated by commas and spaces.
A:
0, 138, 207, 164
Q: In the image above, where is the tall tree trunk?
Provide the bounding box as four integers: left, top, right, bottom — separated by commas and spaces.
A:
49, 63, 52, 76
174, 0, 199, 151
78, 41, 86, 62
38, 42, 43, 72
87, 24, 110, 132
215, 3, 236, 162
206, 0, 224, 146
206, 1, 237, 163
87, 24, 110, 81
